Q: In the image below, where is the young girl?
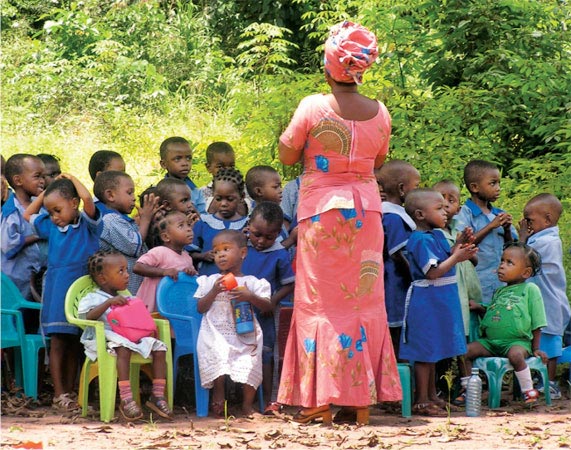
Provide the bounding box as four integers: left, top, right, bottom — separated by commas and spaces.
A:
23, 175, 101, 412
195, 229, 272, 417
79, 250, 173, 421
190, 167, 248, 275
134, 210, 197, 312
399, 188, 478, 416
461, 242, 547, 404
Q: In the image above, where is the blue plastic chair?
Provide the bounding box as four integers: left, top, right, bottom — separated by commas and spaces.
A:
156, 273, 263, 417
1, 272, 48, 399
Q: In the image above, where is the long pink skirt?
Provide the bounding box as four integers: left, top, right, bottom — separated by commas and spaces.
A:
277, 208, 402, 407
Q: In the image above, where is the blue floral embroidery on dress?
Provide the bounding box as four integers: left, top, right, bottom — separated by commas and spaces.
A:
356, 220, 363, 229
315, 155, 329, 172
340, 208, 357, 220
355, 340, 363, 352
338, 333, 352, 350
304, 338, 316, 353
311, 215, 320, 223
360, 325, 367, 342
348, 350, 354, 359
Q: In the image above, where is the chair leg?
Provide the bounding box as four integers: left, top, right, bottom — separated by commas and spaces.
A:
98, 360, 118, 422
397, 363, 412, 418
22, 345, 40, 400
193, 353, 209, 417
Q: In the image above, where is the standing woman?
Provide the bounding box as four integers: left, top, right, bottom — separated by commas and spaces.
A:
277, 21, 402, 425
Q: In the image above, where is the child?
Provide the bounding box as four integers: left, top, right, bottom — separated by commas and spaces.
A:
376, 160, 420, 357
2, 154, 46, 300
155, 178, 200, 227
519, 193, 569, 400
23, 175, 101, 412
94, 170, 158, 294
242, 202, 295, 414
461, 242, 547, 404
159, 136, 206, 214
88, 150, 126, 181
37, 154, 61, 188
456, 160, 516, 305
1, 154, 11, 206
433, 180, 482, 340
280, 174, 301, 231
399, 188, 478, 416
79, 250, 173, 421
195, 229, 272, 417
134, 210, 197, 312
190, 167, 248, 275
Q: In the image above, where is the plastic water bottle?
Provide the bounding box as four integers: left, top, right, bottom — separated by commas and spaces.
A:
466, 368, 482, 417
233, 301, 254, 334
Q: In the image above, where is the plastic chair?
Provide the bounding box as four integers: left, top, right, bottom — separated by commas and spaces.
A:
473, 356, 551, 408
64, 275, 173, 422
397, 363, 412, 418
1, 273, 48, 399
156, 272, 263, 417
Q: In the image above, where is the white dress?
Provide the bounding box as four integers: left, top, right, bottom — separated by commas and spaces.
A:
78, 289, 167, 361
196, 274, 270, 389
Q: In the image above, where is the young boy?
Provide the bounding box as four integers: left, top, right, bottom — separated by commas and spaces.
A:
242, 201, 295, 415
376, 160, 420, 357
159, 136, 206, 214
519, 193, 570, 400
94, 170, 158, 294
37, 154, 61, 188
455, 160, 516, 305
88, 150, 126, 182
1, 154, 46, 300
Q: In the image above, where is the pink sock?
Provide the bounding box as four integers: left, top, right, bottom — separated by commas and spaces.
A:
152, 379, 166, 399
118, 380, 132, 402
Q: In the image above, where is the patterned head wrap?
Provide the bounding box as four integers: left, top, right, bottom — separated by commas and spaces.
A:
324, 21, 378, 85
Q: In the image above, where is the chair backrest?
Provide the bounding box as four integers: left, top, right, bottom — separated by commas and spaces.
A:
1, 272, 38, 310
156, 273, 200, 345
64, 275, 99, 328
1, 310, 24, 349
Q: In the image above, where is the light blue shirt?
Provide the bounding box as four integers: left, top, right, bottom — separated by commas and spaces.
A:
527, 226, 570, 336
455, 199, 517, 304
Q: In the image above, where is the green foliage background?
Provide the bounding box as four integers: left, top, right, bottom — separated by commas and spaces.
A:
2, 0, 570, 293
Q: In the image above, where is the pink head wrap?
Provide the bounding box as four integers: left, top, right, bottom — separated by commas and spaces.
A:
324, 21, 379, 85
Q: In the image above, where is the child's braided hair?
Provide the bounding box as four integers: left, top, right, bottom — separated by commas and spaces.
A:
213, 167, 245, 198
503, 242, 542, 277
88, 249, 122, 279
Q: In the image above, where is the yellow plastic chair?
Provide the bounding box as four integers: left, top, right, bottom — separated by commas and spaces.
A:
64, 275, 173, 422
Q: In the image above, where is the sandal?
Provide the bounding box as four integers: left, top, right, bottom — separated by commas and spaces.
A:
210, 400, 226, 418
119, 399, 143, 421
431, 397, 461, 412
292, 405, 332, 425
263, 401, 283, 416
145, 395, 173, 420
412, 402, 448, 417
52, 393, 80, 413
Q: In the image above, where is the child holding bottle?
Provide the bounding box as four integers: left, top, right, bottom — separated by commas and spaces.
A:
399, 188, 478, 416
195, 229, 272, 417
79, 249, 173, 421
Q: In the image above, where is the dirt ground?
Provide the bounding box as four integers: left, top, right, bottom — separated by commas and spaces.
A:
1, 390, 570, 450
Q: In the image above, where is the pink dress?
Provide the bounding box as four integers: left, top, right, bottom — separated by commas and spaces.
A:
136, 246, 195, 312
277, 94, 402, 407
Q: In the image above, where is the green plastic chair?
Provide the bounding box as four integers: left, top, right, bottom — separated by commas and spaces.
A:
0, 273, 47, 399
473, 356, 551, 408
64, 275, 173, 422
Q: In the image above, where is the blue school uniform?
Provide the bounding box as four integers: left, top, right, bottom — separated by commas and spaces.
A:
399, 230, 466, 362
455, 199, 517, 304
32, 211, 101, 335
381, 202, 415, 328
99, 204, 146, 294
527, 226, 571, 342
190, 214, 248, 275
164, 174, 206, 214
1, 195, 45, 300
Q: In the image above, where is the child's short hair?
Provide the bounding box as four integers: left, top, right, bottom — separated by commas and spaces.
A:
432, 179, 459, 191
213, 167, 245, 198
206, 142, 234, 165
155, 178, 189, 204
463, 160, 498, 192
5, 153, 41, 188
88, 150, 124, 181
37, 153, 60, 166
526, 193, 563, 223
159, 136, 190, 159
377, 160, 419, 196
88, 249, 122, 279
214, 229, 247, 248
245, 165, 279, 199
93, 170, 132, 203
152, 210, 186, 243
250, 201, 284, 228
503, 242, 542, 277
404, 188, 439, 218
44, 178, 79, 200
139, 185, 158, 208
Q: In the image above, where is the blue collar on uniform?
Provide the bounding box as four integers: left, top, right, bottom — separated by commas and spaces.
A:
164, 174, 197, 190
98, 202, 134, 222
465, 198, 504, 217
1, 192, 17, 217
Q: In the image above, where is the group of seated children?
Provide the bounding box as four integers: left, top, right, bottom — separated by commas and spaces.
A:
2, 144, 568, 421
376, 158, 569, 416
